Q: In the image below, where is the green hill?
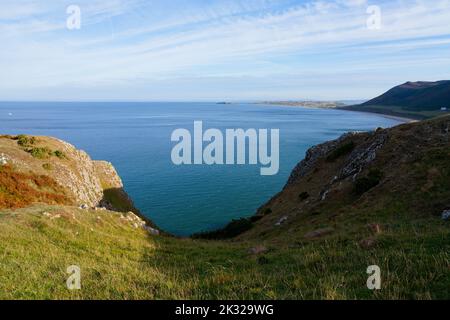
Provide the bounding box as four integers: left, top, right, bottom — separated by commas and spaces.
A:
344, 81, 450, 119
0, 117, 449, 299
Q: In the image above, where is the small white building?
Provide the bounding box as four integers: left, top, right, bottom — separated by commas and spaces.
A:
441, 107, 448, 111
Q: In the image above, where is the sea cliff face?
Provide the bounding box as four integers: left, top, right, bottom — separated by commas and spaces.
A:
0, 135, 136, 212
239, 115, 450, 240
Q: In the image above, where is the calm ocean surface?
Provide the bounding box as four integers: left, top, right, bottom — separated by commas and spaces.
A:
0, 102, 403, 235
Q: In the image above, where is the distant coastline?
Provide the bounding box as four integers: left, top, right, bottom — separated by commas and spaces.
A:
256, 100, 418, 122
257, 100, 346, 109
340, 105, 420, 122
341, 108, 417, 123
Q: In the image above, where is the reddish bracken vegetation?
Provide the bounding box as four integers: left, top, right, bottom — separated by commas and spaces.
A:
0, 165, 71, 209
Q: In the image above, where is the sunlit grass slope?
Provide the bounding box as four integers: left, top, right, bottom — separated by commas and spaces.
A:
0, 204, 448, 299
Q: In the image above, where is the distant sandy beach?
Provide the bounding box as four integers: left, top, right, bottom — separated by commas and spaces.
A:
259, 101, 418, 123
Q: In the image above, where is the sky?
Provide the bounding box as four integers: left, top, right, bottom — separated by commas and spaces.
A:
1, 0, 450, 101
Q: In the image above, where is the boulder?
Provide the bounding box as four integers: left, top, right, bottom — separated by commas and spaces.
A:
144, 226, 160, 236
359, 237, 377, 249
442, 210, 450, 221
248, 245, 268, 255
275, 216, 288, 226
125, 212, 146, 227
304, 227, 334, 239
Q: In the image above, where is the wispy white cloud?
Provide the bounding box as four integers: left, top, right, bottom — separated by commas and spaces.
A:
0, 0, 450, 100
0, 1, 45, 20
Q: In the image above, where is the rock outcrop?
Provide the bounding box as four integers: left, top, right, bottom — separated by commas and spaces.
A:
50, 139, 105, 207
286, 132, 359, 186
0, 135, 135, 211
339, 131, 388, 180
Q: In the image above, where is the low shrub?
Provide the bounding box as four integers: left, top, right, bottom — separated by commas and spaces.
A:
353, 169, 383, 196
257, 256, 270, 265
298, 192, 310, 201
249, 215, 263, 223
28, 147, 53, 159
326, 141, 355, 162
26, 148, 67, 160
53, 150, 66, 159
192, 218, 253, 240
17, 135, 36, 147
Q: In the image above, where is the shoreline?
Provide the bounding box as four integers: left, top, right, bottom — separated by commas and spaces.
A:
342, 109, 417, 123
256, 102, 418, 123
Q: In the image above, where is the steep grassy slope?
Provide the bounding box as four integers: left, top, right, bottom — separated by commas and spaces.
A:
1, 118, 449, 299
0, 204, 448, 299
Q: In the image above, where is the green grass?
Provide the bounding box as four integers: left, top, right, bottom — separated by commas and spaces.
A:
13, 135, 67, 160
24, 147, 67, 160
27, 147, 53, 159
0, 205, 448, 300
353, 169, 383, 196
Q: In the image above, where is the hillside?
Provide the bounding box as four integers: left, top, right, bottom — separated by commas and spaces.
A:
1, 117, 449, 299
244, 115, 450, 240
344, 81, 450, 119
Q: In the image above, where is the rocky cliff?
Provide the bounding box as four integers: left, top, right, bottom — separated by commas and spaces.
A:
0, 134, 138, 213
238, 115, 450, 240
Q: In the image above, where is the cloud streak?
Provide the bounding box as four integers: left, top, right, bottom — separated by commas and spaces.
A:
1, 0, 450, 100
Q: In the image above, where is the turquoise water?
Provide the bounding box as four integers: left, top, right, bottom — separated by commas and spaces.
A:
0, 102, 403, 235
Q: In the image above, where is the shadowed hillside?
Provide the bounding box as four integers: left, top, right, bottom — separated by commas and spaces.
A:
362, 81, 450, 111
343, 81, 450, 119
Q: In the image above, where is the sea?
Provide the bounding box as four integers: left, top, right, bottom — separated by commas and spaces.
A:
0, 102, 403, 236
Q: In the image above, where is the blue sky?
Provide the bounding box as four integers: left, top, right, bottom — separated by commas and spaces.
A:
1, 0, 450, 101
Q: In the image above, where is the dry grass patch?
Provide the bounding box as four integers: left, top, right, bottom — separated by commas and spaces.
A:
0, 165, 70, 209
